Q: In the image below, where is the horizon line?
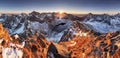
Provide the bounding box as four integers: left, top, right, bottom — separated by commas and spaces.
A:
0, 11, 120, 15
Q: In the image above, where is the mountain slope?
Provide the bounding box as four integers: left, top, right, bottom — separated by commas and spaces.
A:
83, 13, 120, 33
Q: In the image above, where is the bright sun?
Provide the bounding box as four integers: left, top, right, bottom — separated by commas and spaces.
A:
59, 11, 63, 14
59, 11, 64, 14
57, 10, 65, 18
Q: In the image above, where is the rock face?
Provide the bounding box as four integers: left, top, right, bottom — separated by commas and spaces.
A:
47, 43, 71, 58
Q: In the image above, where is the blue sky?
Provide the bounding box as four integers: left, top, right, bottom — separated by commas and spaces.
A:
0, 0, 120, 14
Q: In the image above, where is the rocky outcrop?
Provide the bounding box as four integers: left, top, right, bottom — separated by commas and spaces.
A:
47, 43, 71, 58
0, 23, 71, 58
59, 31, 120, 58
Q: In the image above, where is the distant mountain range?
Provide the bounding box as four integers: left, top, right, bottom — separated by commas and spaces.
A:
1, 11, 120, 42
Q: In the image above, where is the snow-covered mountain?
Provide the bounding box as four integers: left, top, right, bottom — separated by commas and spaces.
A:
1, 12, 120, 42
83, 13, 120, 33
0, 11, 85, 42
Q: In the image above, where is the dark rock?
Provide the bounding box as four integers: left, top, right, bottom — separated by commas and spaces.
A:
47, 43, 71, 58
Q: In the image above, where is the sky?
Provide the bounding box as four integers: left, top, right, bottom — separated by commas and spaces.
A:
0, 0, 120, 14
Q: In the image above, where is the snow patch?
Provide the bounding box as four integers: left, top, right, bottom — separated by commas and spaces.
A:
0, 39, 3, 44
12, 23, 25, 34
14, 34, 19, 39
2, 47, 23, 58
47, 31, 64, 42
0, 18, 4, 22
28, 21, 49, 34
2, 41, 25, 58
69, 41, 76, 47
